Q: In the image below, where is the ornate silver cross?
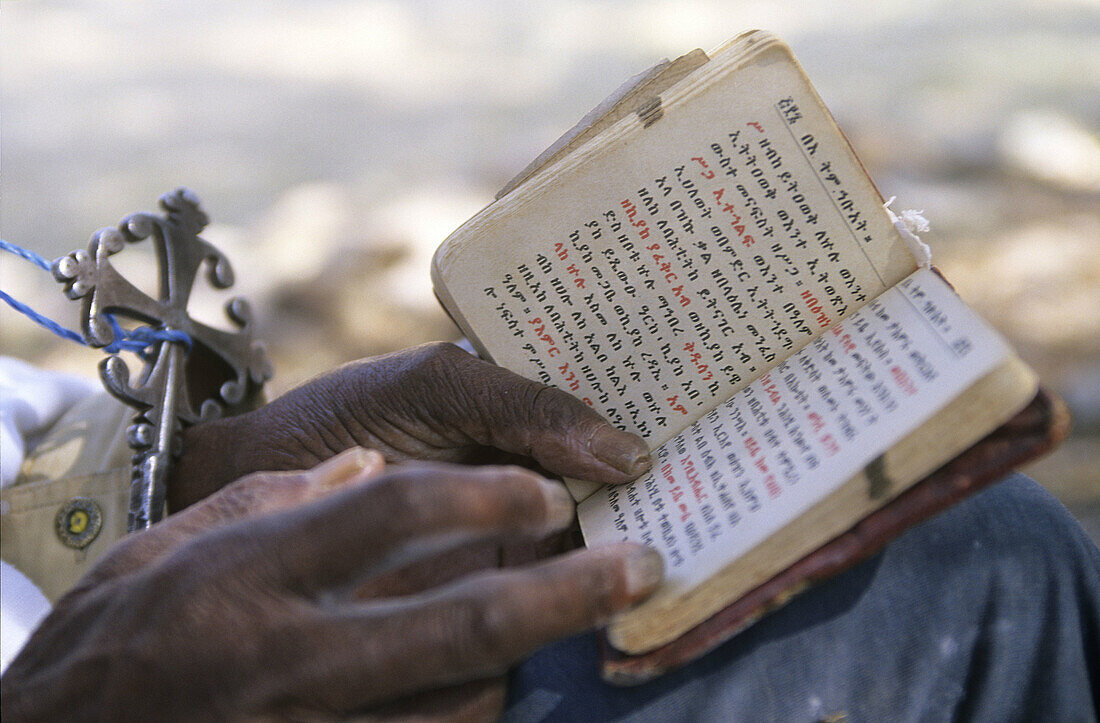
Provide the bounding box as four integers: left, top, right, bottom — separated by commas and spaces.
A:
53, 189, 272, 531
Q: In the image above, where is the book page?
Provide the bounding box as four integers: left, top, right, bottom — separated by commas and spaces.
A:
496, 49, 710, 200
434, 38, 918, 468
579, 268, 1008, 603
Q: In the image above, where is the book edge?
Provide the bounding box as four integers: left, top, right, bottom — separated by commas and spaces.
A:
431, 31, 784, 275
606, 353, 1039, 654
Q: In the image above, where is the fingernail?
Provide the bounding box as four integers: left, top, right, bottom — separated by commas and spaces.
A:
622, 545, 664, 597
540, 480, 576, 530
315, 447, 385, 490
590, 427, 651, 476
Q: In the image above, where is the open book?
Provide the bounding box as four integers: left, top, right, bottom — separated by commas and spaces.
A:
432, 31, 1067, 681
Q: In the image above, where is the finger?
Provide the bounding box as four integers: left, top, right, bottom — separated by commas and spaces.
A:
79, 449, 386, 589
352, 524, 577, 600
354, 542, 501, 599
267, 464, 576, 593
270, 542, 663, 710
426, 343, 652, 482
170, 447, 386, 534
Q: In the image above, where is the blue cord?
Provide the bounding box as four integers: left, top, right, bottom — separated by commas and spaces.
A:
0, 238, 53, 271
0, 288, 88, 345
1, 238, 194, 356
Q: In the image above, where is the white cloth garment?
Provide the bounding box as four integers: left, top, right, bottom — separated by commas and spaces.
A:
0, 357, 98, 672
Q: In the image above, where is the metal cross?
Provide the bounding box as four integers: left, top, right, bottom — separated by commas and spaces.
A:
53, 189, 272, 530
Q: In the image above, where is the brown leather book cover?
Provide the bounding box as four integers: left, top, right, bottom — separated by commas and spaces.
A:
599, 386, 1071, 685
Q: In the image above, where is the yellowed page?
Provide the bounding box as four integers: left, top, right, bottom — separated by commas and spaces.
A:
433, 34, 918, 498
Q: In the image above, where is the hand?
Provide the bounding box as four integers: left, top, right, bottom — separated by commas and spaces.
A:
172, 342, 651, 511
1, 451, 663, 720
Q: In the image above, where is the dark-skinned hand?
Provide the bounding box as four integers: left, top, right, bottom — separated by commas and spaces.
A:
1, 449, 664, 720
176, 340, 655, 592
171, 342, 652, 511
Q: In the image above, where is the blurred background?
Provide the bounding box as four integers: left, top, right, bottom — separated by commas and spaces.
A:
2, 0, 1097, 537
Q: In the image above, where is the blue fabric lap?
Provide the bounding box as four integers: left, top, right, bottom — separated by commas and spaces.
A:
506, 473, 1100, 721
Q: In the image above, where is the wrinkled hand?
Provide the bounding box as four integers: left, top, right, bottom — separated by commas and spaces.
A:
2, 450, 663, 720
172, 342, 651, 511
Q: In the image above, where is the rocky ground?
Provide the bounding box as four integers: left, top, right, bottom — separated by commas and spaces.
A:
2, 0, 1096, 539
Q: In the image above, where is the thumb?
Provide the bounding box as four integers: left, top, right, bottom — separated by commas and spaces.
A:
424, 344, 652, 483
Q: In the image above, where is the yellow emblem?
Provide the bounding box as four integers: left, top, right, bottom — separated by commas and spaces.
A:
55, 497, 103, 549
